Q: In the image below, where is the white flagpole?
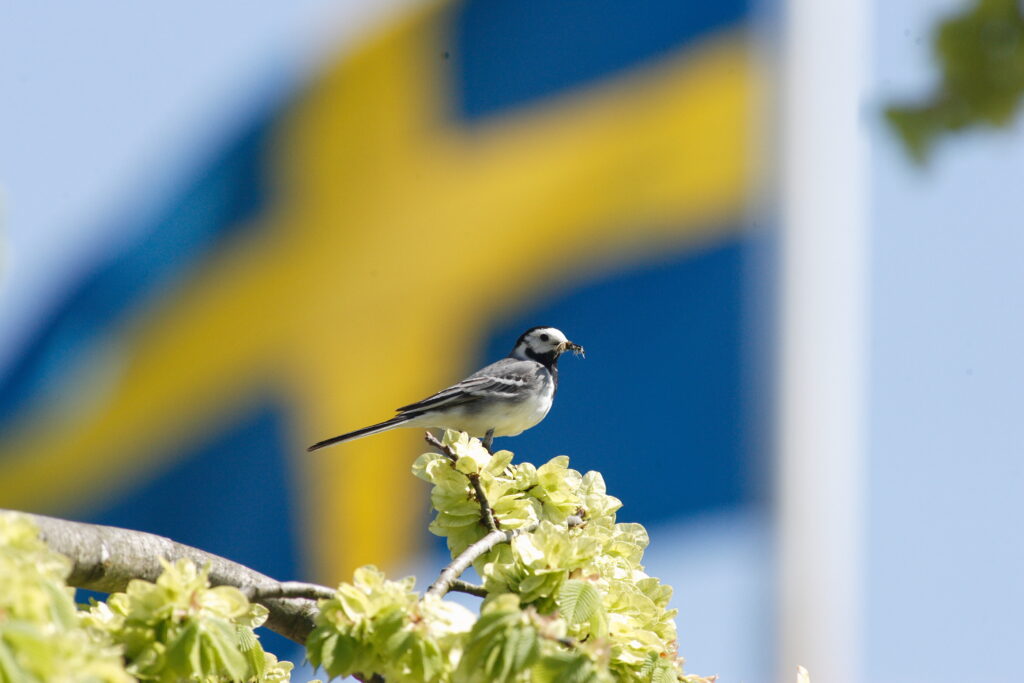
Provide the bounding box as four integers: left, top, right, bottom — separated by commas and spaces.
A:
777, 0, 870, 681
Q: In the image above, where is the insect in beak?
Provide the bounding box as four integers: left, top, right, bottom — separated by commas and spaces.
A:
558, 340, 585, 358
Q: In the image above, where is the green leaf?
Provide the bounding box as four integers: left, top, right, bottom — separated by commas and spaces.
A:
0, 636, 28, 682
649, 658, 679, 683
508, 624, 539, 674
308, 628, 360, 679
305, 628, 334, 671
557, 580, 602, 626
416, 636, 446, 682
886, 0, 1024, 163
384, 624, 415, 659
236, 622, 266, 678
165, 620, 201, 676
199, 619, 251, 680
638, 652, 658, 679
534, 650, 609, 683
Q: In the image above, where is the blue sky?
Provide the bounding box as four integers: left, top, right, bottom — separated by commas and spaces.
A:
869, 1, 1024, 678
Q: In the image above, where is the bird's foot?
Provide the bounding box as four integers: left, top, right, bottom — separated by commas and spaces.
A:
482, 428, 495, 454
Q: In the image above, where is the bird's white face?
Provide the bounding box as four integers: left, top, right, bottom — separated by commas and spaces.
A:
512, 327, 584, 361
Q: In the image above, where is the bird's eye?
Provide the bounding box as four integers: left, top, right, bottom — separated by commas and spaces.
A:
540, 334, 550, 342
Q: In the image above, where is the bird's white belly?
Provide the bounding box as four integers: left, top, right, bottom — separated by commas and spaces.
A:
424, 378, 554, 437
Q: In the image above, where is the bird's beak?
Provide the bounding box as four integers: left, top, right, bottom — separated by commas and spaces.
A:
558, 340, 585, 358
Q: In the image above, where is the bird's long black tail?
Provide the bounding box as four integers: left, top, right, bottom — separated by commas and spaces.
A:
306, 415, 410, 452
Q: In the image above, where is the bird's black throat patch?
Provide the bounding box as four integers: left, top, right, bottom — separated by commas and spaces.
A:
524, 348, 560, 392
524, 347, 559, 369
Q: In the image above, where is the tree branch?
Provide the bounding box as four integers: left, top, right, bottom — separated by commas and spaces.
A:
467, 473, 499, 532
8, 509, 323, 645
424, 432, 499, 532
426, 528, 513, 598
448, 579, 488, 598
426, 516, 586, 599
245, 581, 336, 602
424, 432, 457, 463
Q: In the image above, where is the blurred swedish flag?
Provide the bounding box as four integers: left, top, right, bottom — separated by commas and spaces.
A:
0, 0, 756, 595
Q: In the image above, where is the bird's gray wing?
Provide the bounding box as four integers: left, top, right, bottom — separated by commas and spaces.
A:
395, 358, 539, 415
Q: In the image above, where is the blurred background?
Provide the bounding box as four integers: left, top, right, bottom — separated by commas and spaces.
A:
1, 1, 1022, 682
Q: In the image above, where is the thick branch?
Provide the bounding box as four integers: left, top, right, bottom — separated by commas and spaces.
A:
8, 509, 322, 645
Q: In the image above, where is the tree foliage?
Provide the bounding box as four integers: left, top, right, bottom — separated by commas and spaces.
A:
0, 510, 292, 682
0, 513, 130, 682
308, 431, 701, 682
887, 0, 1024, 162
0, 432, 710, 682
83, 560, 293, 681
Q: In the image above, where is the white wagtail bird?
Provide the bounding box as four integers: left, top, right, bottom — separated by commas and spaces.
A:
307, 326, 584, 452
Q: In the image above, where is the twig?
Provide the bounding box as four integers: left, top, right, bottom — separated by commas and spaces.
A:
426, 528, 514, 598
425, 515, 585, 600
8, 509, 320, 645
424, 432, 456, 463
424, 432, 499, 532
246, 581, 336, 602
467, 473, 499, 532
550, 634, 578, 648
448, 579, 488, 598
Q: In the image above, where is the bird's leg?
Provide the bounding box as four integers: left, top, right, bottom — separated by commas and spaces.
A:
482, 428, 513, 476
